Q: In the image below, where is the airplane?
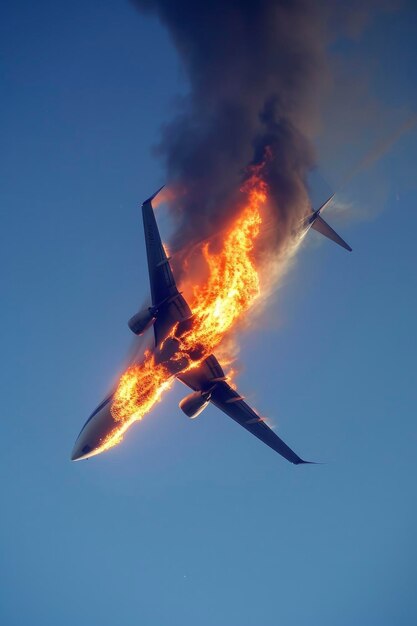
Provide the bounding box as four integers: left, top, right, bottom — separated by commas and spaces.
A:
71, 189, 351, 464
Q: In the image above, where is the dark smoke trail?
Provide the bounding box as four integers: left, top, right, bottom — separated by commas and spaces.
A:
134, 1, 329, 254
133, 1, 394, 286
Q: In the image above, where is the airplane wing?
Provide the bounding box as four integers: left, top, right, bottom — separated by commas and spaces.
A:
177, 355, 310, 465
142, 189, 192, 344
142, 188, 179, 306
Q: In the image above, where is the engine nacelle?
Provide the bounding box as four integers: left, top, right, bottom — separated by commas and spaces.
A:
179, 391, 210, 419
128, 308, 156, 336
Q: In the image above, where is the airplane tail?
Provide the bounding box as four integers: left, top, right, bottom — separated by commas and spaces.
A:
311, 214, 352, 252
308, 193, 352, 252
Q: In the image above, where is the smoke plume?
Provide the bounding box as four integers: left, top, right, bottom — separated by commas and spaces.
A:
133, 1, 395, 291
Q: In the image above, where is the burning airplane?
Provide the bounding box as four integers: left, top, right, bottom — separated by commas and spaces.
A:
71, 160, 351, 464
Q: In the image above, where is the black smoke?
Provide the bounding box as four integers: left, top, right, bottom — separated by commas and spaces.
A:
134, 0, 330, 254
133, 0, 394, 269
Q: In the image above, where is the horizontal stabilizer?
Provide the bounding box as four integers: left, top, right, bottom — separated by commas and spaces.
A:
317, 193, 335, 213
311, 215, 352, 252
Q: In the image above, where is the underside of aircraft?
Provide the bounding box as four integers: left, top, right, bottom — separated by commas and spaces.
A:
71, 189, 351, 464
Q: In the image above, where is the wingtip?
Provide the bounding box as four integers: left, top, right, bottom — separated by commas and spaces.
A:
142, 185, 165, 205
295, 459, 322, 465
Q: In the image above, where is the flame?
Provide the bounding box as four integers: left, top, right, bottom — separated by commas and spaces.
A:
97, 157, 271, 454
184, 177, 264, 348
110, 354, 172, 424
98, 356, 173, 453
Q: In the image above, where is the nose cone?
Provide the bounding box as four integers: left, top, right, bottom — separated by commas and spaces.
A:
71, 394, 115, 461
71, 441, 94, 461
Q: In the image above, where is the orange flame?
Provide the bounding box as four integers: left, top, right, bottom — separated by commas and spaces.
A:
100, 356, 173, 452
97, 159, 270, 454
174, 169, 265, 360
111, 354, 172, 424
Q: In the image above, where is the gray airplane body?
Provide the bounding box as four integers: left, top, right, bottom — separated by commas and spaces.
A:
71, 190, 351, 463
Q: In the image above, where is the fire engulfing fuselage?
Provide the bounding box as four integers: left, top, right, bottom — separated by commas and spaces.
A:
71, 336, 179, 461
71, 186, 351, 465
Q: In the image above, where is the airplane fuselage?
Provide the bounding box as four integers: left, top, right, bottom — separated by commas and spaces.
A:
72, 325, 182, 460
71, 188, 351, 465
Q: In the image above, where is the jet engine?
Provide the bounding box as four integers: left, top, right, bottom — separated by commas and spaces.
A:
179, 391, 211, 419
128, 307, 156, 335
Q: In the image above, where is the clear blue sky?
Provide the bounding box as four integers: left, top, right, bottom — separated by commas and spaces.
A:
1, 2, 416, 625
